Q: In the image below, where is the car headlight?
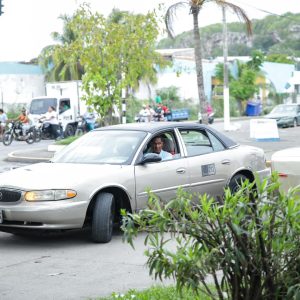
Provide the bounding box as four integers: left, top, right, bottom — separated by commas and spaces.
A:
25, 189, 77, 201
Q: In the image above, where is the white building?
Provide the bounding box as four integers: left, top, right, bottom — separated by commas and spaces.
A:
0, 62, 45, 110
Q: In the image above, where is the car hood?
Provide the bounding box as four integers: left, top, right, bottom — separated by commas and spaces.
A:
0, 163, 130, 190
265, 113, 293, 119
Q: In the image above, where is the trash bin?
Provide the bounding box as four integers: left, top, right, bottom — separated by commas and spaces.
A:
246, 101, 261, 116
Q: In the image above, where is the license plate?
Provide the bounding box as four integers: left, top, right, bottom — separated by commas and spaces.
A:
0, 211, 3, 224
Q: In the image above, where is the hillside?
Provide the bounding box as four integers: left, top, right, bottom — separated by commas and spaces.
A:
157, 13, 300, 58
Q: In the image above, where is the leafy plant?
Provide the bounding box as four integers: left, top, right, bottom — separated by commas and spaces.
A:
122, 174, 300, 300
98, 285, 213, 300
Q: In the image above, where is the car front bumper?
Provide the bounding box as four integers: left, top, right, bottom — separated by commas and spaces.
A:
256, 167, 272, 182
0, 199, 88, 230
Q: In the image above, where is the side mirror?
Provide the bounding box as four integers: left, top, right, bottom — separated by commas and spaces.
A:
140, 153, 162, 164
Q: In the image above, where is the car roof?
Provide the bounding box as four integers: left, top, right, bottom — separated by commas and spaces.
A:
95, 122, 238, 148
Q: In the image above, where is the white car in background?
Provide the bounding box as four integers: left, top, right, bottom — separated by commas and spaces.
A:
271, 147, 300, 192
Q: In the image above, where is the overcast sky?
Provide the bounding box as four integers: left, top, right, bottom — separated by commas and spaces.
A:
0, 0, 299, 62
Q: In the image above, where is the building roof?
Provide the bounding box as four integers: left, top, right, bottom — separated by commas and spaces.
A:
0, 62, 43, 75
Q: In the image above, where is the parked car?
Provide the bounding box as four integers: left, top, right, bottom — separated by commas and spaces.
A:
271, 147, 300, 192
0, 122, 270, 243
264, 104, 300, 128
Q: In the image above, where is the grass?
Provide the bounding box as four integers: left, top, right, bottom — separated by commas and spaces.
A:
55, 135, 79, 145
97, 285, 214, 300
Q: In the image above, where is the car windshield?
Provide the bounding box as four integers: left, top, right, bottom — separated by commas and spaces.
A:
52, 130, 147, 165
271, 105, 297, 115
30, 98, 57, 114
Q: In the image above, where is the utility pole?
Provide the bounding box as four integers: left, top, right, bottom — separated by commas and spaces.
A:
0, 0, 4, 16
222, 7, 231, 131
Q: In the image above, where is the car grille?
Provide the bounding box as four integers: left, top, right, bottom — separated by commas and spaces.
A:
0, 189, 22, 202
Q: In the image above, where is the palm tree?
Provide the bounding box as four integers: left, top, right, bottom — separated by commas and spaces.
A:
165, 0, 252, 122
39, 14, 84, 82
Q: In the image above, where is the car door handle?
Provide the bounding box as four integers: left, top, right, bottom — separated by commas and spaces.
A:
176, 168, 186, 174
221, 159, 231, 165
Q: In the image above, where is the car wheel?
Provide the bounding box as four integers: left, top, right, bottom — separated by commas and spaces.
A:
64, 124, 75, 137
228, 174, 248, 194
26, 132, 35, 144
91, 192, 115, 243
3, 133, 13, 146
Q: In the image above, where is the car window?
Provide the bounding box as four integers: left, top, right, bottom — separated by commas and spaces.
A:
52, 130, 147, 165
179, 129, 214, 156
207, 131, 225, 151
144, 131, 180, 160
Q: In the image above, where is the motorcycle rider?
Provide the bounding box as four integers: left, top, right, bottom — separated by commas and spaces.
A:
83, 106, 96, 131
39, 106, 60, 140
14, 108, 31, 139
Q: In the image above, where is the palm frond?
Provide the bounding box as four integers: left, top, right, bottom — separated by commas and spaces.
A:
214, 0, 252, 35
165, 1, 189, 38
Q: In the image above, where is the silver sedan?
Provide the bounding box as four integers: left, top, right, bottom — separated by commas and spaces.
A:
0, 122, 270, 243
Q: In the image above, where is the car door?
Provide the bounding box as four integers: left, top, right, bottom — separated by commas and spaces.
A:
178, 128, 233, 200
134, 131, 189, 210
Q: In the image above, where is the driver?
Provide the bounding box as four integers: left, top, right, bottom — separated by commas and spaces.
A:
150, 136, 173, 161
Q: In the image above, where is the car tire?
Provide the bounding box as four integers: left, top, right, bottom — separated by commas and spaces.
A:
228, 174, 248, 194
3, 133, 13, 146
91, 192, 115, 243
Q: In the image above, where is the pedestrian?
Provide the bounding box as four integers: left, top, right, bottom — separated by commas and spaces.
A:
0, 108, 8, 136
155, 94, 162, 104
138, 104, 150, 122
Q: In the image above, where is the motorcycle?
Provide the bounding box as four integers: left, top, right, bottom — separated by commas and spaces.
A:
2, 121, 35, 146
75, 116, 99, 136
75, 116, 89, 136
35, 120, 63, 140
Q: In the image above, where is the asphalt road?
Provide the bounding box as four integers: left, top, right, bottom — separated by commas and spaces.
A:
0, 119, 299, 300
0, 139, 53, 173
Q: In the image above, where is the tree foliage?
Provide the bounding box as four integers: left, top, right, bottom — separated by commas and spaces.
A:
122, 174, 300, 300
214, 51, 264, 115
265, 54, 294, 64
164, 0, 251, 123
39, 4, 167, 123
38, 14, 84, 81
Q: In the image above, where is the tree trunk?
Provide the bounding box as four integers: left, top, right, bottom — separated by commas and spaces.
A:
192, 8, 207, 124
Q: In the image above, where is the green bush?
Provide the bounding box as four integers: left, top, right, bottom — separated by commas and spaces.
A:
122, 174, 300, 300
98, 285, 213, 300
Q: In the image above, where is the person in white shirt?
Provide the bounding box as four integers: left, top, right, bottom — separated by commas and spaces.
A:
0, 108, 8, 136
150, 136, 173, 161
40, 106, 60, 140
138, 105, 150, 122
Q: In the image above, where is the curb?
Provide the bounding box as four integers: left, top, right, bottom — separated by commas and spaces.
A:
5, 151, 53, 164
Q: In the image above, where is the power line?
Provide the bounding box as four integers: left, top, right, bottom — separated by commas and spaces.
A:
232, 0, 299, 21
